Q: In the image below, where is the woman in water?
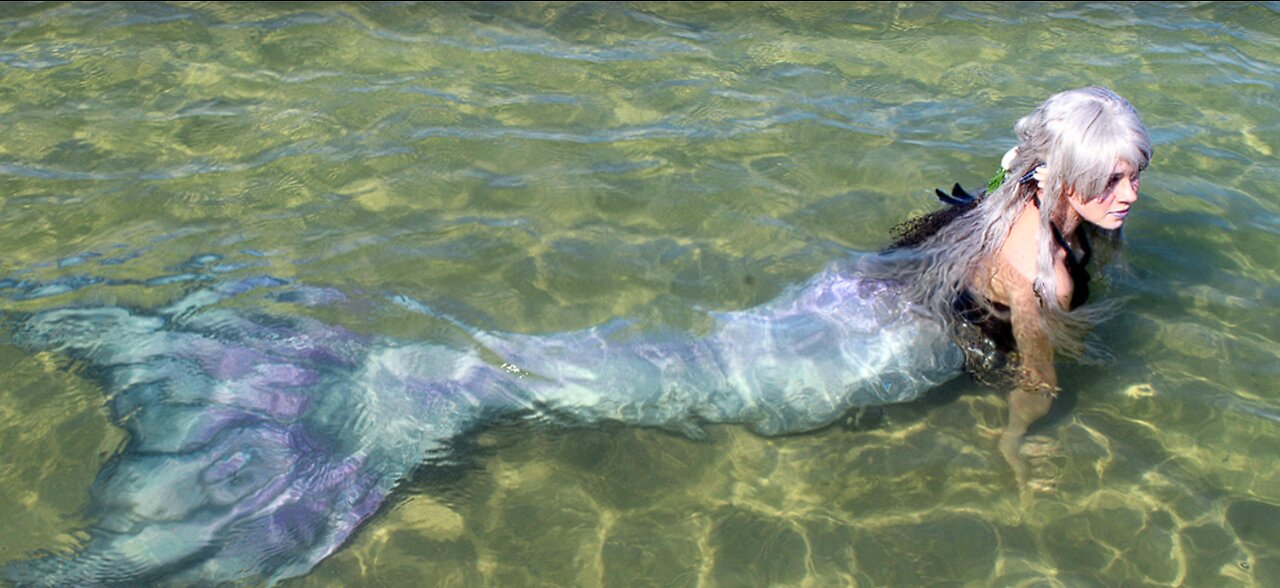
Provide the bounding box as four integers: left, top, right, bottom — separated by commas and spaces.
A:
879, 85, 1151, 486
4, 87, 1150, 586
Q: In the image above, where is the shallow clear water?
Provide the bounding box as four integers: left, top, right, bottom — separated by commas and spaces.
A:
1, 2, 1278, 586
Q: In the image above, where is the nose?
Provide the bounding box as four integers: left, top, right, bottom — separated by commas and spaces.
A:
1115, 177, 1139, 205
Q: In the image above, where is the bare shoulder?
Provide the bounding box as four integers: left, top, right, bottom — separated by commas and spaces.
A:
985, 203, 1074, 309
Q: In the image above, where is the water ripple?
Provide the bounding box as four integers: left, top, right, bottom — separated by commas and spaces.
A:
2, 4, 1279, 587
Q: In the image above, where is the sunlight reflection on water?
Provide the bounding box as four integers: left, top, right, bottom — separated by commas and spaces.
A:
1, 2, 1277, 586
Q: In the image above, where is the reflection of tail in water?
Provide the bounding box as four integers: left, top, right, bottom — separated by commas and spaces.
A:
5, 263, 963, 586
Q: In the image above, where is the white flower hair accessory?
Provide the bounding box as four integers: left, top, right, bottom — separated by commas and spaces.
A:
1000, 146, 1019, 171
1011, 146, 1050, 186
987, 145, 1048, 193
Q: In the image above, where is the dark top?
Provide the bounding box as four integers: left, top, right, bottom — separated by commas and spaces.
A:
890, 183, 1093, 384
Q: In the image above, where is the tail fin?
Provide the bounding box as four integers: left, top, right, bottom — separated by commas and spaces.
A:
3, 303, 407, 586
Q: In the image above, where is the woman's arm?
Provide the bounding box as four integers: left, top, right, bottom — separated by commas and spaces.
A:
999, 281, 1059, 489
986, 196, 1076, 489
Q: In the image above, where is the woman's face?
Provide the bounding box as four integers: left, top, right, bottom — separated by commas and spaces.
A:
1066, 158, 1142, 230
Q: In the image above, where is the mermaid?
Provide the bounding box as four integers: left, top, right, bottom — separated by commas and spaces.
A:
2, 87, 1150, 586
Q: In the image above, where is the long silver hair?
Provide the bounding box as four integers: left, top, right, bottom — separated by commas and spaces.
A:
870, 86, 1152, 356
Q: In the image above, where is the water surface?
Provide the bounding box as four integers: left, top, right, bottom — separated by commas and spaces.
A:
1, 2, 1278, 586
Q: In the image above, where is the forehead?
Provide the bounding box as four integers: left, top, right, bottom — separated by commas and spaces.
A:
1112, 158, 1139, 174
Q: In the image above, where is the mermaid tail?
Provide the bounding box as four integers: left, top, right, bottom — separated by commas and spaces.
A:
489, 261, 964, 436
3, 285, 512, 586
4, 261, 962, 585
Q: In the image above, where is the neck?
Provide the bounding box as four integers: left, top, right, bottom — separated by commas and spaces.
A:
1032, 190, 1082, 238
1055, 201, 1082, 239
1030, 191, 1083, 258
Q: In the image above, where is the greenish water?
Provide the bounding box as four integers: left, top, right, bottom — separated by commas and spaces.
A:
1, 2, 1278, 586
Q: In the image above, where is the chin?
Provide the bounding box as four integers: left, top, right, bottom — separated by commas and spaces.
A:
1099, 212, 1129, 230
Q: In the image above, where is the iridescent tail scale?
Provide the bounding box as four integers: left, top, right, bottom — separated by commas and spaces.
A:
3, 262, 961, 585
